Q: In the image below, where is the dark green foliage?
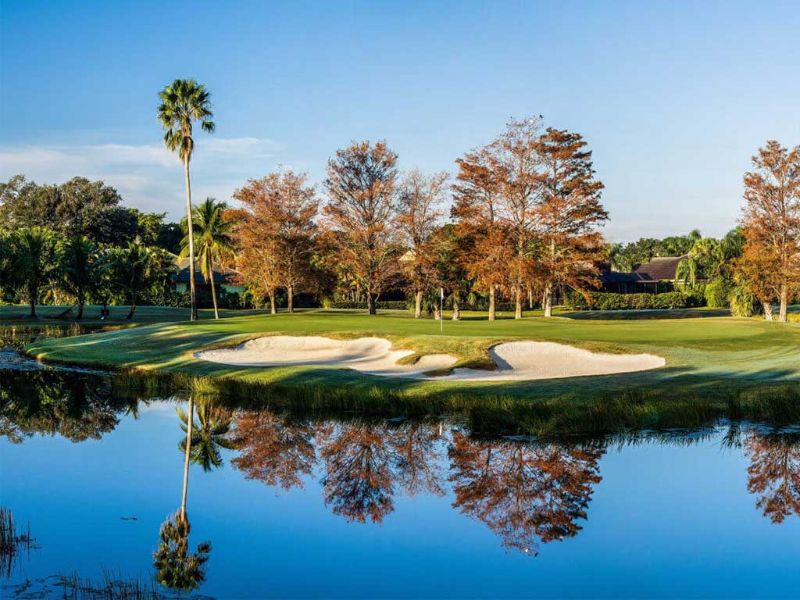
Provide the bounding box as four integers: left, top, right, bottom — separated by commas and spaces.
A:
564, 290, 703, 311
704, 277, 731, 308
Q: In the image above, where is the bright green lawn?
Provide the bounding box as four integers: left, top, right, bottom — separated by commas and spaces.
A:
23, 307, 800, 399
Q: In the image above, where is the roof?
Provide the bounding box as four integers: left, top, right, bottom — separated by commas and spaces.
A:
599, 270, 642, 284
633, 256, 686, 282
174, 257, 239, 285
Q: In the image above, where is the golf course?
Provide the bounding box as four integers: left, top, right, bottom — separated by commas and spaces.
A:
16, 307, 800, 435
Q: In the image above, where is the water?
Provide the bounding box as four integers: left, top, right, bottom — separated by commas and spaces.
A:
2, 329, 800, 598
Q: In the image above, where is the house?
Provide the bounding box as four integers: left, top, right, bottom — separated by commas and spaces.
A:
599, 256, 686, 294
172, 257, 245, 295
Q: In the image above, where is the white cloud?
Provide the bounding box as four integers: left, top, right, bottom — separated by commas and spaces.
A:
0, 138, 284, 218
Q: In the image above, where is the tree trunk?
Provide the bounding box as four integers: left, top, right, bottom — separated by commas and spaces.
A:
433, 306, 441, 320
414, 290, 423, 319
368, 293, 377, 315
180, 395, 195, 524
763, 301, 774, 321
544, 283, 553, 318
183, 157, 198, 322
514, 286, 522, 319
209, 257, 219, 320
488, 286, 496, 321
126, 294, 137, 320
269, 291, 276, 315
452, 296, 460, 320
527, 282, 534, 310
287, 284, 294, 313
76, 300, 84, 320
29, 290, 36, 319
779, 283, 788, 322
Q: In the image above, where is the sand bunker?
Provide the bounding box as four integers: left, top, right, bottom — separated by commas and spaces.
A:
197, 336, 457, 377
195, 336, 665, 381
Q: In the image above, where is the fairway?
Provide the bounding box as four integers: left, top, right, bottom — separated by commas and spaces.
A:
24, 308, 800, 397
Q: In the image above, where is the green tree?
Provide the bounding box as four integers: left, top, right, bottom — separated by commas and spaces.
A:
58, 236, 98, 320
180, 198, 235, 319
8, 227, 61, 318
158, 79, 216, 321
106, 243, 169, 319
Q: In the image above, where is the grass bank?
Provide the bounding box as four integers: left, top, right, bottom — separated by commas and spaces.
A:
15, 307, 800, 434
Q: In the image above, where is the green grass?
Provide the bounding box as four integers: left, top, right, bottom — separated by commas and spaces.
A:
24, 307, 800, 389
0, 303, 262, 325
14, 305, 800, 434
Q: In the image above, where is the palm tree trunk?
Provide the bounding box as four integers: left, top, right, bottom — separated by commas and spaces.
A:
488, 285, 496, 321
527, 282, 534, 309
126, 294, 137, 320
76, 300, 84, 320
269, 291, 276, 315
414, 289, 423, 319
209, 257, 219, 320
183, 157, 198, 322
180, 395, 195, 524
514, 286, 522, 319
287, 284, 294, 313
28, 287, 36, 319
452, 296, 460, 320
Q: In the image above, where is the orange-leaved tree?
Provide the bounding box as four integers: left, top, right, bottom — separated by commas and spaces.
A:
233, 170, 318, 313
323, 141, 400, 315
740, 140, 800, 322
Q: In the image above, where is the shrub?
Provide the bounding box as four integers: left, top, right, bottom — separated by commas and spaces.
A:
704, 277, 731, 308
729, 284, 759, 317
564, 290, 705, 311
326, 300, 409, 310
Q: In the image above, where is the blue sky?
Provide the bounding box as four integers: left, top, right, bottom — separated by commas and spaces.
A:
1, 0, 799, 241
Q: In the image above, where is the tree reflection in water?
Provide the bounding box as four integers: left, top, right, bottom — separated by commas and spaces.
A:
0, 369, 136, 443
448, 432, 604, 555
230, 409, 603, 553
231, 410, 317, 490
745, 432, 800, 524
153, 512, 211, 592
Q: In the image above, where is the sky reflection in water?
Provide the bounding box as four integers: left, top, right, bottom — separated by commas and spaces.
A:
1, 366, 800, 598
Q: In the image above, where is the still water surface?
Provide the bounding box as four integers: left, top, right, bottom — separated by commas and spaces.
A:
1, 329, 800, 598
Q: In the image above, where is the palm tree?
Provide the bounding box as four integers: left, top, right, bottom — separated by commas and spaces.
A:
59, 236, 96, 320
180, 198, 235, 320
178, 394, 195, 524
106, 243, 159, 320
178, 398, 234, 471
157, 79, 215, 321
9, 227, 60, 318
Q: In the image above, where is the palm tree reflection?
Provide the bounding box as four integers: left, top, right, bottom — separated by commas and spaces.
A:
153, 392, 214, 593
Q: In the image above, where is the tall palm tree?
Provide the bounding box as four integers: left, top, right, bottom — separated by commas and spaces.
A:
157, 79, 215, 321
178, 397, 234, 471
180, 198, 235, 319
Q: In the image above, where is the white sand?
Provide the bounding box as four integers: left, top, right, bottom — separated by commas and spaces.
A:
196, 336, 457, 377
195, 336, 665, 381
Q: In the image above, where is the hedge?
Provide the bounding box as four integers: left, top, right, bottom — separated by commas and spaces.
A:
324, 300, 409, 310
564, 290, 705, 311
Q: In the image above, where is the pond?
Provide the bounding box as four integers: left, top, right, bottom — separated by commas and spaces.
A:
1, 329, 800, 598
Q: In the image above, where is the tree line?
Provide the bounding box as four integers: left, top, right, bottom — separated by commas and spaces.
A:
2, 76, 799, 323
